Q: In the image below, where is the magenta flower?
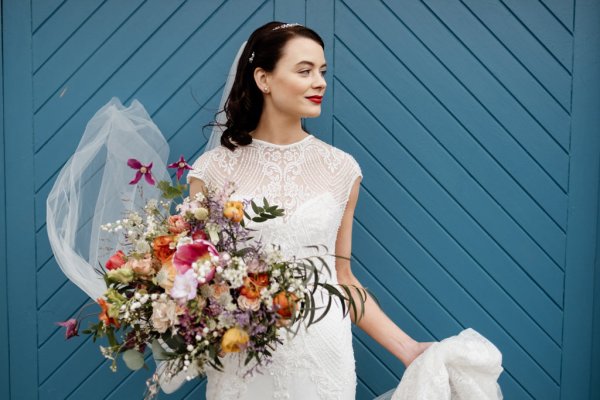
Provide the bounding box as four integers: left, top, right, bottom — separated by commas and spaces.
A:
55, 318, 79, 339
168, 155, 193, 181
127, 158, 155, 185
173, 239, 218, 282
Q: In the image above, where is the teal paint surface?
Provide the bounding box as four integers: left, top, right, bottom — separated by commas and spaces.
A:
2, 0, 599, 398
0, 2, 10, 399
560, 0, 600, 398
4, 0, 37, 398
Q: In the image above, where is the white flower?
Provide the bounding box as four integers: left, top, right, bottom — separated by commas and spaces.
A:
135, 240, 151, 254
151, 298, 179, 333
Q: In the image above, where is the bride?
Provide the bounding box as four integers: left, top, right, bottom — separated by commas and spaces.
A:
182, 21, 433, 400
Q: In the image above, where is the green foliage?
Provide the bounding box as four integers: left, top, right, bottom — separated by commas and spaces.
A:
157, 180, 185, 199
247, 198, 285, 223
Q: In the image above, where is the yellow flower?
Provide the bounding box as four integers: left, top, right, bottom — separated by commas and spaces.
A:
221, 327, 249, 353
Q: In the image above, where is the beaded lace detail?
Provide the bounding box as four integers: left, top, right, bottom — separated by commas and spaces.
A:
187, 134, 362, 400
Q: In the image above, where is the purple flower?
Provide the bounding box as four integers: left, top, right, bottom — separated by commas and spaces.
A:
55, 318, 79, 339
234, 311, 250, 327
168, 155, 193, 181
127, 158, 155, 185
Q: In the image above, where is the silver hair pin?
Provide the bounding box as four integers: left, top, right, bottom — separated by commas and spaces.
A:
248, 51, 255, 63
272, 22, 302, 31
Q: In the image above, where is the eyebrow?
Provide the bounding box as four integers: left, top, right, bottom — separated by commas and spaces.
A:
295, 61, 328, 68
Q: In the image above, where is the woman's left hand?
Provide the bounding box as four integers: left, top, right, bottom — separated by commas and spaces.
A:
404, 341, 436, 367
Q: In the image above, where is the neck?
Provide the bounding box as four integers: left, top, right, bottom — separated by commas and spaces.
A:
252, 104, 307, 145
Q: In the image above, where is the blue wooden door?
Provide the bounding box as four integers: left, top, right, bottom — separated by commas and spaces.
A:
2, 0, 599, 399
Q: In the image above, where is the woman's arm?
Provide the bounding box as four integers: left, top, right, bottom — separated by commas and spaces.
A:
335, 177, 433, 367
188, 177, 208, 198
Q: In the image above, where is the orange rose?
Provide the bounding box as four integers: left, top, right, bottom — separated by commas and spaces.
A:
272, 291, 299, 319
97, 298, 120, 328
223, 200, 244, 223
152, 235, 175, 263
239, 273, 270, 300
223, 207, 243, 223
249, 273, 269, 288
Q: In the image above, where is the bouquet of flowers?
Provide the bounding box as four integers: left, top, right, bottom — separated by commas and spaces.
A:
56, 155, 369, 398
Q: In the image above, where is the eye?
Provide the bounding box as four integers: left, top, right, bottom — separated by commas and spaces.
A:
299, 70, 310, 75
320, 70, 328, 77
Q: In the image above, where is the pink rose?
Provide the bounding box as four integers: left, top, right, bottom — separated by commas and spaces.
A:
105, 250, 126, 270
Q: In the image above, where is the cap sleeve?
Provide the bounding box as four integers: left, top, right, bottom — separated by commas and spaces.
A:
186, 152, 211, 184
336, 152, 363, 210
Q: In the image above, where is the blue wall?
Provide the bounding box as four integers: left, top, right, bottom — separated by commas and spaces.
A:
2, 0, 599, 399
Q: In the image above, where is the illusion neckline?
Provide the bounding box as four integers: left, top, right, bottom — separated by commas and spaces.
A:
250, 134, 313, 148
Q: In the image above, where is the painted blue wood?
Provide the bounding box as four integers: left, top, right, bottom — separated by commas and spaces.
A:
0, 2, 10, 399
3, 0, 599, 399
4, 0, 38, 399
306, 0, 335, 144
592, 191, 600, 400
560, 0, 600, 399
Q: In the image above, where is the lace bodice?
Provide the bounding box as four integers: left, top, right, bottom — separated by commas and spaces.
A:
187, 134, 362, 274
186, 134, 363, 400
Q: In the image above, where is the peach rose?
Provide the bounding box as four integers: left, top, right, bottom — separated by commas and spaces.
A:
168, 215, 190, 234
237, 295, 261, 312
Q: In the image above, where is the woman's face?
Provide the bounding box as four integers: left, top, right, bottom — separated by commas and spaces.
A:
262, 37, 327, 119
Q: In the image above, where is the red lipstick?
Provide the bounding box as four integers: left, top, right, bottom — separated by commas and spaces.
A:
306, 96, 323, 104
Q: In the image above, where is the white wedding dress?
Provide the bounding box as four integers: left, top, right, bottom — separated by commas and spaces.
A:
186, 134, 363, 400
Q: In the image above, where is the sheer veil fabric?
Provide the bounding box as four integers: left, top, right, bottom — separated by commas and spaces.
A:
46, 97, 170, 301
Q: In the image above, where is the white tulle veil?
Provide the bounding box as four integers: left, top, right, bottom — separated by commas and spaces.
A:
46, 41, 248, 394
46, 41, 247, 302
204, 40, 248, 152
46, 98, 171, 300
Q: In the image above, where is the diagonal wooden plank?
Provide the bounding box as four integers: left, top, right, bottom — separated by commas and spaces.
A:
417, 0, 570, 148
336, 2, 568, 258
32, 0, 68, 33
33, 0, 107, 70
499, 0, 573, 71
461, 0, 571, 110
334, 80, 564, 344
33, 0, 261, 191
340, 0, 569, 218
33, 0, 145, 112
334, 42, 566, 305
539, 0, 574, 33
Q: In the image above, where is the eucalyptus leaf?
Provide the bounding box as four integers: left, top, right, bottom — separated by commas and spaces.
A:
123, 349, 145, 370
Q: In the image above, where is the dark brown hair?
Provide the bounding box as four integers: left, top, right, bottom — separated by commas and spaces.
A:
206, 21, 325, 151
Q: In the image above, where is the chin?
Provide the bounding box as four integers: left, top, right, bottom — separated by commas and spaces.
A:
300, 109, 322, 118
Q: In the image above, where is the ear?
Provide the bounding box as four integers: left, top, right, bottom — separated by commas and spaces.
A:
253, 67, 270, 92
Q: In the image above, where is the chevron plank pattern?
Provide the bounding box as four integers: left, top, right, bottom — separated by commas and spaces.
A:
333, 0, 572, 399
30, 0, 573, 399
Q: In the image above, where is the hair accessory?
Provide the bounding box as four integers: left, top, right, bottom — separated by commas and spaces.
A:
272, 23, 302, 31
248, 51, 255, 63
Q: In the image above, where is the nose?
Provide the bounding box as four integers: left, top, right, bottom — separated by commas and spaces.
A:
313, 73, 327, 91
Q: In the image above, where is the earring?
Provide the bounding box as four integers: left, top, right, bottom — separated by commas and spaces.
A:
263, 87, 269, 93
